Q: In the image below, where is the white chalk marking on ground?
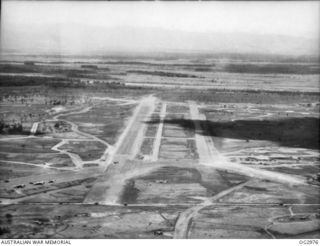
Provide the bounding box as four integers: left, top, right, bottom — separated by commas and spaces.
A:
30, 122, 39, 135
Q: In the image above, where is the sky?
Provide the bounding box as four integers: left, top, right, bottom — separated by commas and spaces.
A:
1, 1, 319, 55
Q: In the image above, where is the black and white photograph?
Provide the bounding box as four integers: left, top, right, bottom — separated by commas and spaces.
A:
0, 0, 319, 241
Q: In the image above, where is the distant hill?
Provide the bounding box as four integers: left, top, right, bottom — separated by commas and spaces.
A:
1, 24, 319, 57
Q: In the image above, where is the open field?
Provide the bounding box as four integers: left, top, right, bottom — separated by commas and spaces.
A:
1, 54, 319, 92
0, 54, 319, 239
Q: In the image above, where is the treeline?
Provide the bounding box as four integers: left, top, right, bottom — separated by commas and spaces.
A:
0, 64, 95, 78
224, 63, 320, 74
0, 75, 66, 87
0, 75, 125, 89
127, 70, 203, 78
0, 64, 38, 73
159, 88, 320, 104
0, 122, 27, 135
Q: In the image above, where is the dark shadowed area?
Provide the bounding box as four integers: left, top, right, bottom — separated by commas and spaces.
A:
146, 117, 319, 150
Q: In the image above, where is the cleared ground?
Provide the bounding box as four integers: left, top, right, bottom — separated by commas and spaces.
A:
0, 56, 319, 239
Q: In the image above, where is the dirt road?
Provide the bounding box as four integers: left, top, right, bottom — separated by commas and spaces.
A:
174, 181, 249, 238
